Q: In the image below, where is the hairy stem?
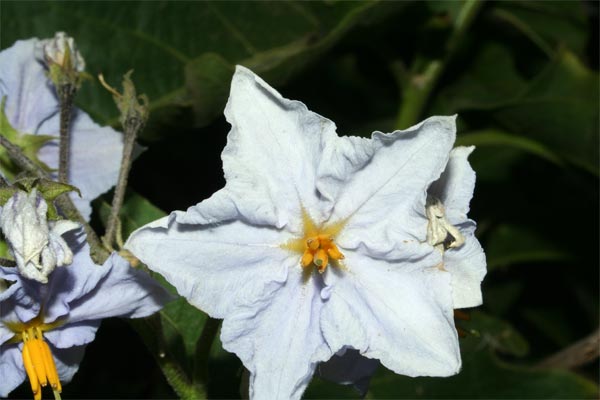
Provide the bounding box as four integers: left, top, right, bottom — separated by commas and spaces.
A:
103, 120, 139, 250
57, 84, 77, 183
0, 133, 109, 263
193, 318, 222, 385
538, 327, 600, 370
395, 0, 482, 129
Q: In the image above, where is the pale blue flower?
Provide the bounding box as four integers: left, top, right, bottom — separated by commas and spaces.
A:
0, 38, 124, 220
127, 66, 467, 400
0, 230, 172, 399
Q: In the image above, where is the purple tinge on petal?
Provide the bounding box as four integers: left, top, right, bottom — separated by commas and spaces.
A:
318, 349, 379, 396
37, 110, 125, 221
0, 39, 57, 133
64, 252, 173, 323
44, 320, 101, 349
50, 342, 87, 385
0, 344, 26, 397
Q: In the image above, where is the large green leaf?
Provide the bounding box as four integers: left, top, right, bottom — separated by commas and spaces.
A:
1, 1, 399, 131
439, 44, 599, 174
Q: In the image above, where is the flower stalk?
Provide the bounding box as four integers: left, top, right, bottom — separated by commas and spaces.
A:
395, 0, 482, 129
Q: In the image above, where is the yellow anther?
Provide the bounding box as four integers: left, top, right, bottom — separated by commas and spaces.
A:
307, 237, 319, 250
22, 342, 40, 397
301, 251, 314, 268
327, 243, 344, 260
20, 326, 62, 400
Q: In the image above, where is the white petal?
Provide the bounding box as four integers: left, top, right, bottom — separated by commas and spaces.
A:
0, 345, 25, 397
216, 65, 338, 231
445, 224, 487, 309
429, 146, 476, 224
321, 116, 457, 257
221, 267, 332, 400
126, 212, 292, 319
321, 250, 461, 377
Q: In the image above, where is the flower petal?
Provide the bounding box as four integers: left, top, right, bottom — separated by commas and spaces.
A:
428, 146, 476, 224
445, 223, 487, 309
321, 250, 461, 377
37, 110, 124, 221
126, 213, 291, 319
221, 268, 332, 400
214, 65, 338, 231
0, 39, 57, 133
65, 252, 172, 323
0, 345, 25, 397
321, 116, 457, 256
51, 343, 86, 384
44, 320, 101, 348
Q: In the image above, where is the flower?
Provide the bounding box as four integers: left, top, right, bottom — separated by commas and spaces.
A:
126, 66, 468, 399
0, 189, 79, 283
0, 38, 123, 220
0, 230, 172, 400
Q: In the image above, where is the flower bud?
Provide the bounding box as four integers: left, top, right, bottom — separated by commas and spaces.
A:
40, 32, 85, 72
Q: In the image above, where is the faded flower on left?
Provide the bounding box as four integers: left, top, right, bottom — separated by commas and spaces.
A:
0, 231, 172, 400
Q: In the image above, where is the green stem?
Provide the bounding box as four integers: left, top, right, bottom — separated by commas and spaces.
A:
129, 315, 207, 400
193, 318, 221, 385
57, 84, 77, 183
395, 0, 482, 129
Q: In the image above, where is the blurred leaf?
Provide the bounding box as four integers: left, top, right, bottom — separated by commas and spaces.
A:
484, 281, 524, 316
462, 311, 529, 357
367, 348, 598, 399
492, 1, 588, 57
521, 308, 577, 347
440, 45, 599, 174
457, 129, 564, 166
486, 224, 571, 270
0, 1, 395, 131
365, 311, 597, 399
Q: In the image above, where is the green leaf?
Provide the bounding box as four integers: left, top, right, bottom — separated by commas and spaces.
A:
486, 224, 571, 270
1, 1, 394, 132
461, 311, 529, 357
492, 1, 588, 58
368, 349, 599, 399
457, 129, 564, 166
439, 45, 599, 174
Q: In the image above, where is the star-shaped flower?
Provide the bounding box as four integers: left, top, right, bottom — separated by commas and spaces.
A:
0, 38, 124, 220
0, 231, 172, 400
126, 66, 476, 399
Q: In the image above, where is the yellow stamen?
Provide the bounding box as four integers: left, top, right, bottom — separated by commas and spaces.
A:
281, 207, 347, 275
301, 252, 313, 268
22, 341, 40, 397
19, 326, 62, 400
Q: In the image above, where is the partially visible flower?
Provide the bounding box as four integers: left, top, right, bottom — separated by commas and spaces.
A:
127, 66, 467, 399
0, 38, 123, 220
0, 232, 172, 400
0, 189, 78, 283
427, 146, 486, 309
318, 147, 487, 391
39, 32, 85, 73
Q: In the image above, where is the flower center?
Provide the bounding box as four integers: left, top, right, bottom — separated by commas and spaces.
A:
21, 326, 62, 400
282, 208, 346, 274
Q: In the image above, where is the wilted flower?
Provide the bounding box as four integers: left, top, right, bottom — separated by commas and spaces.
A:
0, 189, 78, 283
126, 66, 478, 399
39, 32, 85, 73
0, 38, 123, 220
0, 233, 172, 400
